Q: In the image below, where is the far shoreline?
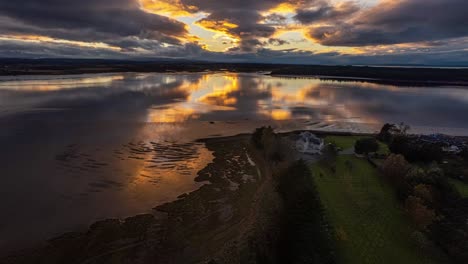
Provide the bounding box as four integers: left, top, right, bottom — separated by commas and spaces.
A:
2, 59, 468, 86
269, 74, 468, 87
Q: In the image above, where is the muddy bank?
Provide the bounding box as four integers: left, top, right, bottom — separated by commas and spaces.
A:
2, 135, 282, 264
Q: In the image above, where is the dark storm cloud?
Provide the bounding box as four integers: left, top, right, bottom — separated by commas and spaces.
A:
267, 38, 290, 46
195, 6, 278, 52
294, 0, 359, 24
0, 38, 205, 59
0, 39, 123, 58
0, 0, 189, 47
2, 33, 468, 66
263, 13, 288, 25
308, 0, 468, 46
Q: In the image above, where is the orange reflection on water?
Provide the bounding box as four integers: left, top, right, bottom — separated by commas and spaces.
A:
191, 74, 240, 106
270, 109, 292, 120
258, 78, 326, 120
148, 104, 199, 123
0, 74, 125, 91
122, 140, 214, 210
145, 74, 241, 123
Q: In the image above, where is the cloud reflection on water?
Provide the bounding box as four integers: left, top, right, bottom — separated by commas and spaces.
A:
2, 72, 468, 252
2, 72, 468, 132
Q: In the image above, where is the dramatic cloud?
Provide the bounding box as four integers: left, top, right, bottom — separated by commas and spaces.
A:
294, 0, 359, 24
141, 0, 354, 51
308, 0, 468, 46
0, 38, 206, 59
0, 0, 468, 65
0, 0, 190, 48
169, 0, 294, 51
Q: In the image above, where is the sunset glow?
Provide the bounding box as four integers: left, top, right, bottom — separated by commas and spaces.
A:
0, 0, 467, 64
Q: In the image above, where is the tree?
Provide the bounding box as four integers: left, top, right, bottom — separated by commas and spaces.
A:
462, 147, 468, 162
411, 231, 431, 250
405, 196, 436, 230
419, 143, 444, 163
252, 126, 273, 149
277, 160, 336, 264
378, 122, 410, 143
389, 135, 443, 163
378, 123, 398, 142
413, 184, 434, 205
381, 154, 410, 187
397, 122, 410, 135
251, 126, 292, 163
430, 199, 468, 263
354, 138, 379, 155
388, 134, 410, 156
320, 144, 338, 172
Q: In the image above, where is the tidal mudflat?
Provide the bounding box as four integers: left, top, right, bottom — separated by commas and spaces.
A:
2, 72, 468, 255
3, 135, 271, 264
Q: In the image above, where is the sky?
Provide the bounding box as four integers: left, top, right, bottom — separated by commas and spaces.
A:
0, 0, 468, 65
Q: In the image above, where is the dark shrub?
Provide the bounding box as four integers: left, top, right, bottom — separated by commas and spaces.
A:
354, 138, 379, 155
389, 135, 443, 163
378, 123, 397, 143
252, 127, 267, 149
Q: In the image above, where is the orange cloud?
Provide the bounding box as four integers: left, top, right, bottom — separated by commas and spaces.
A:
195, 19, 239, 40
139, 0, 198, 17
0, 34, 120, 50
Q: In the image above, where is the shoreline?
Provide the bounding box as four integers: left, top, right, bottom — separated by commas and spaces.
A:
2, 70, 467, 87
269, 74, 468, 87
2, 134, 271, 263
2, 60, 468, 86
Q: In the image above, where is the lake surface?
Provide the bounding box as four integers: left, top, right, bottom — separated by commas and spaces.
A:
1, 72, 468, 252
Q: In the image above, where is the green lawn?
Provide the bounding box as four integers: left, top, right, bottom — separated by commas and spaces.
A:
324, 135, 390, 155
449, 178, 468, 198
311, 155, 438, 264
324, 135, 364, 150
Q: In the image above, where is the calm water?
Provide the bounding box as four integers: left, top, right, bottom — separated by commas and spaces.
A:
1, 72, 468, 252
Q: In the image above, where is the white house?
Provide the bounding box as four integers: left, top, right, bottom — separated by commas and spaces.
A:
443, 145, 461, 154
295, 132, 324, 155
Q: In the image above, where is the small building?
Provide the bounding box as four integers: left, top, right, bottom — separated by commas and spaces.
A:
295, 131, 324, 155
443, 145, 462, 154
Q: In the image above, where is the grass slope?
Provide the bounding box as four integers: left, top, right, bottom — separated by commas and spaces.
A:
449, 178, 468, 198
311, 155, 437, 264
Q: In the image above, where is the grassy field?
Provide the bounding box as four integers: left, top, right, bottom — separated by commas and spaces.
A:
449, 178, 468, 198
324, 135, 390, 155
324, 135, 365, 150
311, 155, 438, 264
